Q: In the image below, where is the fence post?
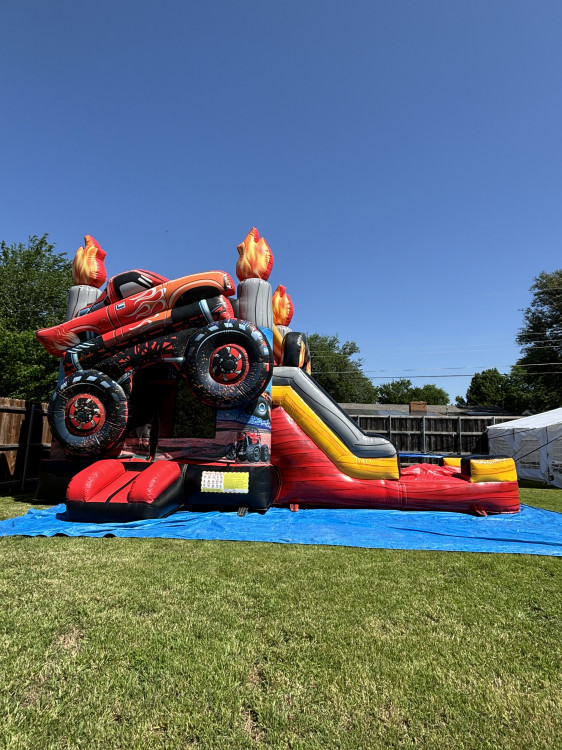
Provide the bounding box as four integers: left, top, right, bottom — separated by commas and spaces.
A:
457, 416, 462, 454
388, 415, 392, 442
21, 403, 36, 491
421, 415, 426, 453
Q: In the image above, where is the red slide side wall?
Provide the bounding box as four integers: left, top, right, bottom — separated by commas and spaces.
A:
271, 408, 520, 513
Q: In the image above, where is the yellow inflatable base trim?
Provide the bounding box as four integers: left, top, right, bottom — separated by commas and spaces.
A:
466, 458, 518, 483
272, 385, 400, 480
442, 457, 462, 468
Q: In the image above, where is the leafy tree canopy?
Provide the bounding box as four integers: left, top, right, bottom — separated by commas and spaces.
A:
0, 235, 72, 401
0, 235, 72, 331
412, 383, 450, 405
377, 378, 415, 404
0, 324, 62, 402
503, 365, 535, 414
456, 366, 534, 414
378, 378, 450, 405
514, 269, 562, 411
453, 269, 562, 413
464, 368, 506, 406
459, 270, 562, 413
307, 333, 379, 403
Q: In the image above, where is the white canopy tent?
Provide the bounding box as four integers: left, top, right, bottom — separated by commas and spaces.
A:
488, 408, 562, 487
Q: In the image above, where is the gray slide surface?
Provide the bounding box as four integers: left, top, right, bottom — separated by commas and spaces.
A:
273, 366, 397, 459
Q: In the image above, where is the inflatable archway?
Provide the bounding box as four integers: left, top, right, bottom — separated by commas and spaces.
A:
35, 231, 520, 521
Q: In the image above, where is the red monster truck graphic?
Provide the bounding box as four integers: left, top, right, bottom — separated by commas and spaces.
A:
37, 268, 273, 456
225, 432, 270, 463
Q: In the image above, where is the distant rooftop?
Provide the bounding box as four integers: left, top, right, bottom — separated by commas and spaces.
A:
339, 403, 520, 418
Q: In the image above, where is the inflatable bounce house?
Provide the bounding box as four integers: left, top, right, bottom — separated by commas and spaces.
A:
35, 230, 520, 522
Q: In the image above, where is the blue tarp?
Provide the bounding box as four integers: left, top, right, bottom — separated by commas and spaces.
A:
1, 504, 561, 555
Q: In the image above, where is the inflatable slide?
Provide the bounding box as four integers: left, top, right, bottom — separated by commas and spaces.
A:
271, 367, 520, 514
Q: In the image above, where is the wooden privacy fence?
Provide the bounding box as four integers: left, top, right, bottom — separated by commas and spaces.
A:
0, 398, 52, 490
348, 413, 520, 455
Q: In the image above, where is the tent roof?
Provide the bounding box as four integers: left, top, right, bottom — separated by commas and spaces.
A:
488, 407, 562, 433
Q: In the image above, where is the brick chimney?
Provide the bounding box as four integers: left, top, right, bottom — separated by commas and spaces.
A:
409, 401, 427, 415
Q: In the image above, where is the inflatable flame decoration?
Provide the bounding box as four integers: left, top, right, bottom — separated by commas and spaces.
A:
236, 227, 274, 281
72, 235, 107, 288
272, 284, 294, 326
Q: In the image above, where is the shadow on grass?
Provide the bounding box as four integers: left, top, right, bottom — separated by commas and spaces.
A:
0, 492, 52, 521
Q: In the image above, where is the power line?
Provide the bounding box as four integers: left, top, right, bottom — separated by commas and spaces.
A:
310, 370, 562, 380
307, 340, 562, 359
310, 361, 562, 372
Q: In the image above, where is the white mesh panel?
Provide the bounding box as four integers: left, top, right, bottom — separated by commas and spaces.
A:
517, 437, 541, 471
548, 437, 562, 477
489, 436, 513, 456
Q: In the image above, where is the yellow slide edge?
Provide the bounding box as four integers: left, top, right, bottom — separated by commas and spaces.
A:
272, 385, 400, 480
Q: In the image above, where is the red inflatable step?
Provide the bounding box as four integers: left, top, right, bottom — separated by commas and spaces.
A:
66, 460, 185, 522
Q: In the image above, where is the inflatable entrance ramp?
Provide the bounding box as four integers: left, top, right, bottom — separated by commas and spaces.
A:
66, 459, 277, 522
66, 460, 185, 522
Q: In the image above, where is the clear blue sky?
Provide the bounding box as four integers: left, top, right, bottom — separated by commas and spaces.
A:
2, 1, 561, 403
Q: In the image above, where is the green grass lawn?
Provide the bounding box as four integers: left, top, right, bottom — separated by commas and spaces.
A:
519, 481, 562, 513
0, 488, 560, 749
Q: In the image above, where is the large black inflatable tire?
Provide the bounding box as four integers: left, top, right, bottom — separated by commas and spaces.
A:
48, 370, 129, 456
183, 320, 273, 408
282, 331, 311, 371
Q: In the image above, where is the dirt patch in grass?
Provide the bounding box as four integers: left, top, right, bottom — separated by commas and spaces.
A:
54, 626, 83, 655
242, 706, 266, 743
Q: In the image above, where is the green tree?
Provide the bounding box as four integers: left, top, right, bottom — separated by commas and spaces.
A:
457, 366, 533, 413
0, 324, 63, 402
0, 235, 72, 329
464, 368, 506, 406
410, 383, 449, 405
515, 269, 562, 411
307, 333, 379, 403
0, 235, 72, 401
378, 378, 449, 405
502, 365, 534, 413
378, 378, 416, 404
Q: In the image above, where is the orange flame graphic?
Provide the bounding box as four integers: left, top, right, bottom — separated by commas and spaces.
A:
72, 235, 107, 288
36, 328, 80, 356
236, 227, 274, 281
272, 284, 294, 326
126, 288, 167, 320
